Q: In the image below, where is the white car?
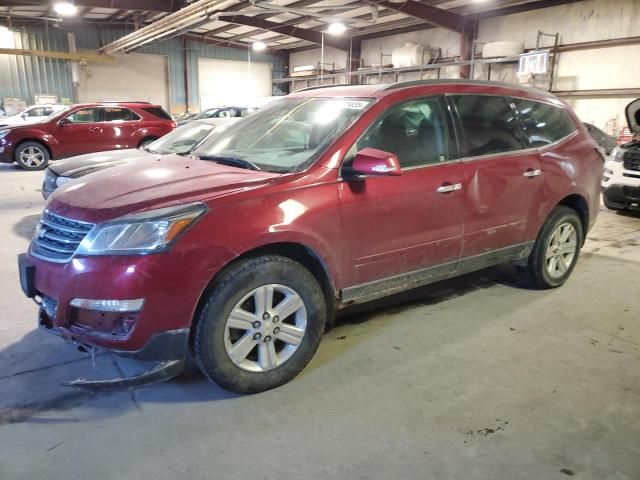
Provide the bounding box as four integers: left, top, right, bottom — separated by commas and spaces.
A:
602, 98, 640, 211
0, 104, 66, 127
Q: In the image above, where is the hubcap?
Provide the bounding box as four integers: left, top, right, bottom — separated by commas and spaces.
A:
545, 222, 578, 279
223, 284, 307, 372
19, 147, 45, 167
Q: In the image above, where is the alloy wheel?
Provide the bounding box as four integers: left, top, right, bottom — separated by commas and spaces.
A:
545, 222, 578, 279
223, 284, 307, 373
19, 147, 46, 168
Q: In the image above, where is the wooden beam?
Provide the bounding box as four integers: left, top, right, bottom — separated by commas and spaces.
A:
0, 47, 112, 62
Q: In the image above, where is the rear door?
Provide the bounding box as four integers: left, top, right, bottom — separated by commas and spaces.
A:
450, 94, 542, 258
99, 106, 141, 149
339, 96, 465, 288
54, 107, 104, 157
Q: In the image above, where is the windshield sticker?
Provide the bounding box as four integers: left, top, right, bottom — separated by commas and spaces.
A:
341, 101, 368, 110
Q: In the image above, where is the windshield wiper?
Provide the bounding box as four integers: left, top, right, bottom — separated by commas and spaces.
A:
199, 155, 262, 171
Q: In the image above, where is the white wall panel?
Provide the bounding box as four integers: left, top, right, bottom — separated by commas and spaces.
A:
198, 57, 272, 109
78, 52, 169, 110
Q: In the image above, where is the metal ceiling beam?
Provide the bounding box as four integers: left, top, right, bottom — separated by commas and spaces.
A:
0, 47, 111, 62
220, 15, 350, 50
372, 0, 474, 34
0, 0, 186, 12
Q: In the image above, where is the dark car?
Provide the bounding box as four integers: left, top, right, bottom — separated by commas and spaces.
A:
177, 106, 253, 126
19, 81, 602, 393
0, 101, 175, 171
41, 119, 221, 199
584, 122, 617, 155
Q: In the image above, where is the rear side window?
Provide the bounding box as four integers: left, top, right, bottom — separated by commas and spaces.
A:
142, 107, 172, 120
513, 99, 577, 147
452, 95, 525, 157
102, 107, 140, 122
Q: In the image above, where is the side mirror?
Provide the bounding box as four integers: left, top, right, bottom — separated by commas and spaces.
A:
58, 118, 71, 126
349, 147, 401, 177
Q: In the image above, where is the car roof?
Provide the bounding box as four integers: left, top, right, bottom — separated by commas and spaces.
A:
68, 102, 163, 108
287, 80, 560, 103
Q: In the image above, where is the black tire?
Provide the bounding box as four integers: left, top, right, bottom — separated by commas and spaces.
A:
194, 255, 326, 393
521, 206, 584, 289
14, 141, 50, 170
138, 137, 157, 149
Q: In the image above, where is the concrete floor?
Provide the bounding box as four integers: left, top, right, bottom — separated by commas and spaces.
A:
1, 162, 639, 480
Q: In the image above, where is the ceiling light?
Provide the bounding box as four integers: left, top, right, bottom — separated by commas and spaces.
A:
54, 2, 78, 17
252, 41, 266, 51
326, 22, 346, 36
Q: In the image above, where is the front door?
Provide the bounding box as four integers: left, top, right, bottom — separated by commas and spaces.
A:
54, 107, 104, 157
450, 95, 543, 257
339, 96, 465, 290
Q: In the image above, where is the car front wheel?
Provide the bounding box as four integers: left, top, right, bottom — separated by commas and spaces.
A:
194, 255, 326, 393
15, 141, 50, 170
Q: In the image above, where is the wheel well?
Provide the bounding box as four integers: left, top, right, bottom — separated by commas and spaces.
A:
14, 139, 52, 159
557, 194, 589, 241
188, 243, 337, 352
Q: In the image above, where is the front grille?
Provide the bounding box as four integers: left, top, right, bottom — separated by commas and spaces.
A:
30, 210, 94, 263
623, 149, 640, 172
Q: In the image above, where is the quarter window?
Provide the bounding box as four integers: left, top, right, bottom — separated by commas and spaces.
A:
452, 95, 525, 157
513, 99, 576, 147
346, 97, 452, 169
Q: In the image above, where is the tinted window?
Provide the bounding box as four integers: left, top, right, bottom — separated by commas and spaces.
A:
66, 108, 101, 123
453, 95, 525, 156
142, 107, 172, 120
102, 107, 139, 122
348, 97, 452, 168
514, 99, 576, 147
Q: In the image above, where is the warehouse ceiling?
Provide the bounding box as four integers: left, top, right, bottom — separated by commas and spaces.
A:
0, 0, 582, 52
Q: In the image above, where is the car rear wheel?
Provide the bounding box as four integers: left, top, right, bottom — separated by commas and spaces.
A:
194, 255, 326, 393
14, 141, 50, 170
520, 206, 583, 289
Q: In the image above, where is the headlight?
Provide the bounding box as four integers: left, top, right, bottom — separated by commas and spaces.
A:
76, 202, 207, 255
610, 146, 625, 162
0, 130, 8, 140
56, 176, 73, 187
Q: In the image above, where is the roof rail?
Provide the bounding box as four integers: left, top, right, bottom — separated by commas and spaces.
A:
99, 100, 153, 104
294, 84, 353, 92
383, 79, 555, 97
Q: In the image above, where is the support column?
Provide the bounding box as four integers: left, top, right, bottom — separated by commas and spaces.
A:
460, 30, 473, 79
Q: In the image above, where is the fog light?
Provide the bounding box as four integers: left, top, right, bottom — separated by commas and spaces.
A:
69, 298, 144, 312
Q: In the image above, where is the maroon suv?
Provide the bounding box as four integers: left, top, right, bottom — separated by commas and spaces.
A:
0, 101, 175, 170
19, 81, 603, 393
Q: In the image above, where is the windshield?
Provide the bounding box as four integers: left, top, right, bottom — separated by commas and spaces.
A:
145, 122, 215, 155
193, 97, 373, 173
47, 106, 72, 121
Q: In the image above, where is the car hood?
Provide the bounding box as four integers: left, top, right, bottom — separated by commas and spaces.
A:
47, 154, 280, 223
49, 148, 156, 177
626, 99, 640, 133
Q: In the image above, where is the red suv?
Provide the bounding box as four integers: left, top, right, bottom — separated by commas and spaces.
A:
0, 101, 175, 170
19, 81, 603, 393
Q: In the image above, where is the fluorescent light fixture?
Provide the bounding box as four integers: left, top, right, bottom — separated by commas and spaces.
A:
327, 22, 346, 35
252, 41, 266, 51
54, 2, 78, 17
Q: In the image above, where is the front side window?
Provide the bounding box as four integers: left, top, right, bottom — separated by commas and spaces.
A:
194, 97, 373, 173
102, 107, 140, 122
66, 108, 101, 124
452, 95, 525, 157
345, 97, 452, 169
513, 99, 576, 147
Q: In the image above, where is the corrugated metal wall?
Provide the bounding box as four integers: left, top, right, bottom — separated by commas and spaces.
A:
0, 27, 73, 104
0, 26, 286, 112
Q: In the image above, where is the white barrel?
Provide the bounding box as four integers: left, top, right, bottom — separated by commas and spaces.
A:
482, 41, 524, 58
392, 43, 430, 68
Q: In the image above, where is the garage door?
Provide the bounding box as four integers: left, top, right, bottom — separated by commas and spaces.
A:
78, 53, 170, 110
198, 57, 272, 110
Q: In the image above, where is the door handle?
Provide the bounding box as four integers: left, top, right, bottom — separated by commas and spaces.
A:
436, 182, 462, 193
523, 169, 542, 178
89, 126, 101, 132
